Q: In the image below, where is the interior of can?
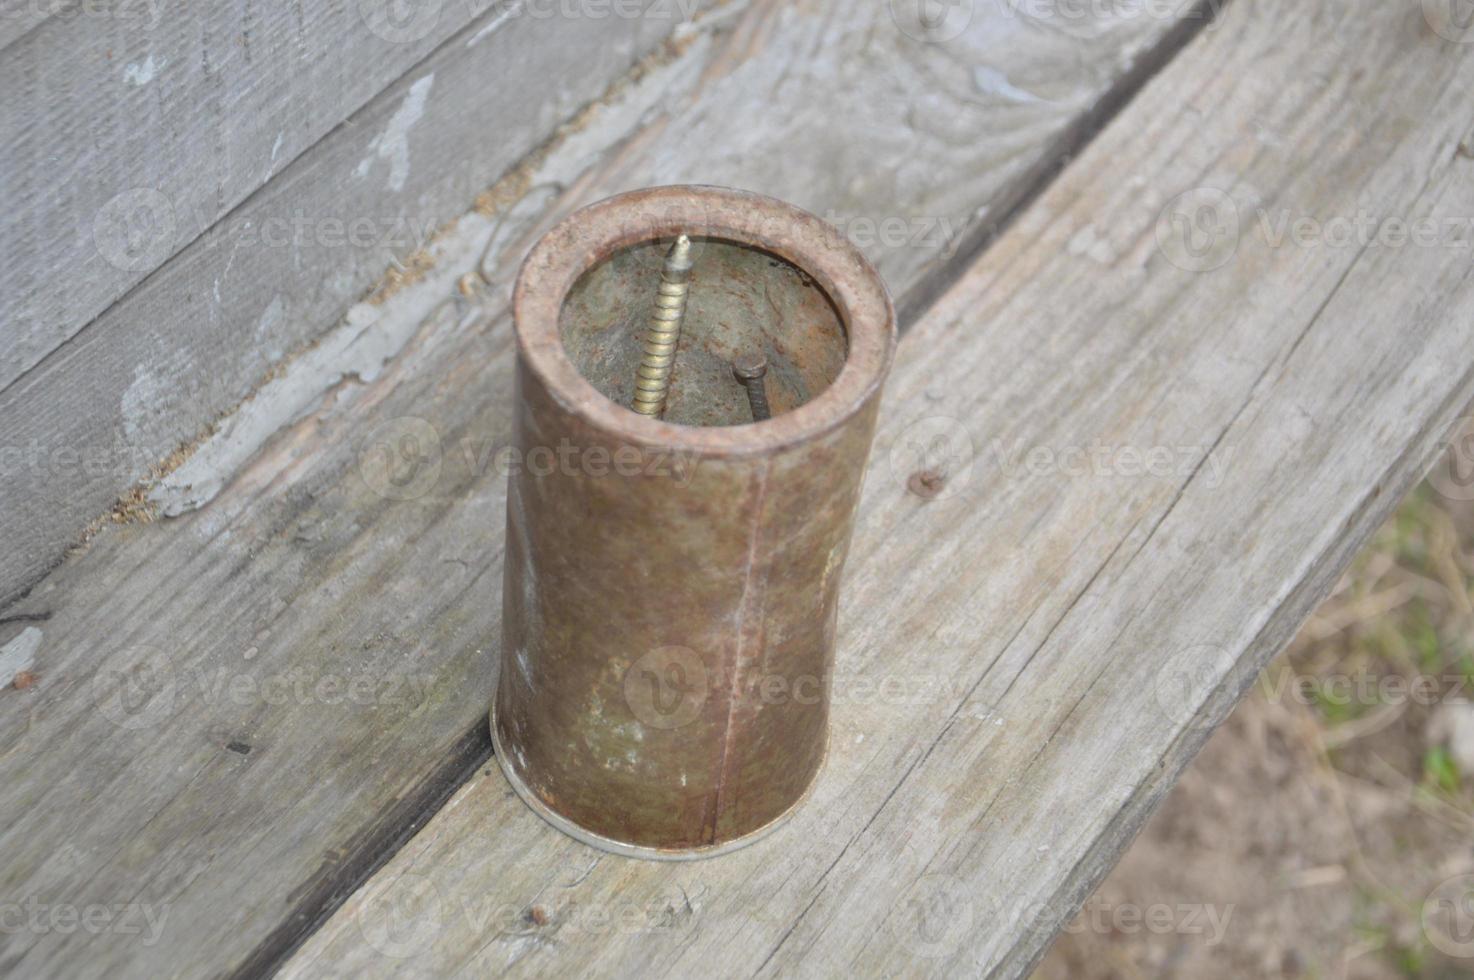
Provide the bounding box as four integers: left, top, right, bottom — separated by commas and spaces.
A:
557, 236, 848, 428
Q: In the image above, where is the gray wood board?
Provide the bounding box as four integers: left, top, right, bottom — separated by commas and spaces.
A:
0, 8, 681, 608
278, 1, 1474, 976
4, 0, 501, 384
0, 1, 1209, 976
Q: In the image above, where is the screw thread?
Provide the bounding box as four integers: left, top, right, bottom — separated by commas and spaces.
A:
743, 375, 771, 422
632, 235, 693, 417
732, 352, 771, 423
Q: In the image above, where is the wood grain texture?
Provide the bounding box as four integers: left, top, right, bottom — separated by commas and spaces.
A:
276, 1, 1474, 976
0, 0, 1203, 611
0, 1, 1205, 976
0, 7, 680, 608
3, 0, 486, 385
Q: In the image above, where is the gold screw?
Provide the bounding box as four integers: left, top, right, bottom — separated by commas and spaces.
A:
632, 235, 694, 417
732, 352, 771, 422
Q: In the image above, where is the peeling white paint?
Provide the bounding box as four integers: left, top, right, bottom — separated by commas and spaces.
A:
150, 26, 719, 518
0, 628, 42, 686
356, 75, 435, 192
1067, 224, 1117, 266
150, 232, 471, 518
972, 65, 1043, 104
271, 131, 285, 162
123, 55, 165, 86
120, 364, 158, 441
256, 294, 285, 342
467, 1, 522, 46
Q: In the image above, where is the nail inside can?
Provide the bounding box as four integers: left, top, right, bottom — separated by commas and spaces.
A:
557, 237, 848, 427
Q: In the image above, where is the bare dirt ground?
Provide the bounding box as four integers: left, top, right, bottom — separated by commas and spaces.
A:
1033, 454, 1474, 979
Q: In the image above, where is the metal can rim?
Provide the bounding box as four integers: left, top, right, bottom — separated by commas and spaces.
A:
511, 184, 897, 459
489, 697, 828, 861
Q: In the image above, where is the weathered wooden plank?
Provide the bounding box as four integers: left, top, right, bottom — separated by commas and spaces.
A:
3, 0, 492, 384
0, 0, 1210, 613
0, 2, 1208, 976
275, 1, 1474, 976
0, 6, 684, 607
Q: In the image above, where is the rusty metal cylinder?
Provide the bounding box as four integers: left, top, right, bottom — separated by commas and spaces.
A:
492, 185, 895, 858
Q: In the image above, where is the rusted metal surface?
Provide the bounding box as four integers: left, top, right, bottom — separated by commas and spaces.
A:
732, 352, 772, 422
493, 185, 895, 858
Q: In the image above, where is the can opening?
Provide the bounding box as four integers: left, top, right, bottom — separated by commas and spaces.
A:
557, 236, 848, 428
